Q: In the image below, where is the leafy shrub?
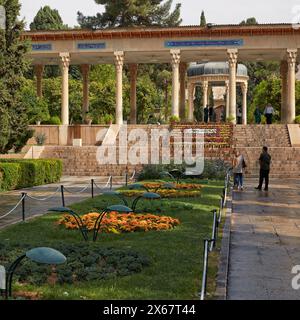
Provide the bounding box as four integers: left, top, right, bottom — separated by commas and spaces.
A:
201, 159, 231, 180
34, 133, 47, 146
46, 116, 61, 125
0, 243, 150, 286
295, 115, 300, 124
0, 159, 62, 191
137, 164, 185, 181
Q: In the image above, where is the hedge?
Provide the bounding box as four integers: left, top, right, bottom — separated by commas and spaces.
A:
0, 159, 62, 191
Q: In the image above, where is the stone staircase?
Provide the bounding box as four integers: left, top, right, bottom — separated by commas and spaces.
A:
234, 125, 300, 178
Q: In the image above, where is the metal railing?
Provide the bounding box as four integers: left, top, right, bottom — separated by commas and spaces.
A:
0, 171, 137, 223
200, 169, 231, 300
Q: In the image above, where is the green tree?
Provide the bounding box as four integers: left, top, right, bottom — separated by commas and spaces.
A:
240, 17, 258, 25
200, 10, 206, 27
30, 6, 67, 30
0, 0, 33, 153
77, 0, 182, 29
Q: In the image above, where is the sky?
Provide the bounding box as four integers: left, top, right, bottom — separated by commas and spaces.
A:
20, 0, 299, 29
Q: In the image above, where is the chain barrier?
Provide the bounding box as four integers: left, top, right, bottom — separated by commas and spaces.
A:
0, 194, 26, 220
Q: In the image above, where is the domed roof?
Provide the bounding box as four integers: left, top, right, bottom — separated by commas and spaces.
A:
187, 62, 248, 77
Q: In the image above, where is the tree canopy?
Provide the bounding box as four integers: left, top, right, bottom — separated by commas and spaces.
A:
30, 6, 67, 30
0, 0, 32, 153
77, 0, 182, 29
200, 10, 206, 27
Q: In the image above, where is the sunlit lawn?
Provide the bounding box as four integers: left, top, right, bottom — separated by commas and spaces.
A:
0, 180, 224, 300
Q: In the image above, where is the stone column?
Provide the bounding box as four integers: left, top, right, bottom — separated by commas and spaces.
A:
225, 80, 230, 119
129, 63, 138, 124
241, 82, 248, 125
227, 49, 238, 124
280, 60, 288, 123
34, 65, 44, 98
202, 80, 209, 113
81, 64, 90, 116
170, 49, 181, 118
179, 62, 187, 120
114, 51, 124, 125
286, 49, 297, 124
187, 82, 195, 122
59, 53, 70, 125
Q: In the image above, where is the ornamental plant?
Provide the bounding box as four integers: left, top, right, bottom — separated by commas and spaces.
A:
58, 212, 180, 234
120, 189, 202, 198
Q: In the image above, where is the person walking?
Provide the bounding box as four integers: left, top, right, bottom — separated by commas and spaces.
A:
255, 146, 271, 191
254, 106, 262, 124
204, 105, 209, 123
236, 106, 242, 124
264, 104, 275, 125
233, 150, 246, 191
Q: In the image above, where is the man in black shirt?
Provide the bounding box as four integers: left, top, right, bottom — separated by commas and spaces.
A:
255, 146, 271, 191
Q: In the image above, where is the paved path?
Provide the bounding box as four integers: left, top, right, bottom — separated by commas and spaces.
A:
227, 178, 300, 300
0, 176, 124, 230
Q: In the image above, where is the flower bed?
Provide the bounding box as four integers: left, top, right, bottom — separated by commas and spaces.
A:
58, 212, 180, 234
142, 182, 202, 191
121, 189, 202, 198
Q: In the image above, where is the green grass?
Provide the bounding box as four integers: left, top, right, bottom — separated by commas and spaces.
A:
0, 179, 224, 300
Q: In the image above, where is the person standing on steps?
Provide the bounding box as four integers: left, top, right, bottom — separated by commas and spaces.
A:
255, 146, 271, 191
264, 104, 275, 125
233, 150, 246, 191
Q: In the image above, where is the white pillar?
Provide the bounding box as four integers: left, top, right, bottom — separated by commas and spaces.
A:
59, 53, 70, 125
81, 64, 90, 115
202, 80, 209, 118
129, 63, 138, 124
170, 49, 181, 118
280, 60, 288, 123
34, 65, 44, 98
179, 62, 187, 120
225, 80, 230, 120
227, 49, 238, 124
241, 82, 248, 125
114, 51, 124, 125
187, 82, 195, 122
286, 49, 297, 124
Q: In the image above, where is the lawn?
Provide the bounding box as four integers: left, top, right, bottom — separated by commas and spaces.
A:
0, 179, 224, 300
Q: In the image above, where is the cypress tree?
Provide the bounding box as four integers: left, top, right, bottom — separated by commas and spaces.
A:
0, 0, 32, 154
200, 10, 206, 27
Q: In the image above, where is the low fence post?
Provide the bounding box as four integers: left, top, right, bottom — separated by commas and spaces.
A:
200, 239, 210, 300
61, 185, 65, 207
125, 172, 128, 187
21, 193, 26, 222
210, 210, 218, 252
110, 176, 113, 190
91, 179, 94, 199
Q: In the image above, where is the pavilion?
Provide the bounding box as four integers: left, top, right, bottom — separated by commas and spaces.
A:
23, 23, 300, 127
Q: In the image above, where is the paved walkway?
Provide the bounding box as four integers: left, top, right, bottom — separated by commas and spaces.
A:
227, 178, 300, 300
0, 176, 124, 230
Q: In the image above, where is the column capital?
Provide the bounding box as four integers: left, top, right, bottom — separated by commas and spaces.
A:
129, 63, 138, 75
287, 49, 297, 68
80, 64, 90, 74
170, 49, 181, 68
179, 62, 187, 75
59, 53, 70, 69
34, 64, 44, 75
114, 51, 124, 71
241, 82, 248, 93
202, 80, 209, 91
227, 49, 238, 67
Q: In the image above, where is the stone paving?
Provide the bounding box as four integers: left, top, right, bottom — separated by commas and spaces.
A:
227, 178, 300, 300
0, 176, 125, 230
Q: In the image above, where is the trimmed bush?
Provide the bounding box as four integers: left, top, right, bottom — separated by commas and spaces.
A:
0, 159, 62, 191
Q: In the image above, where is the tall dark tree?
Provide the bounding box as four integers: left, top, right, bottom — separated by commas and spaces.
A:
200, 10, 206, 27
0, 0, 32, 153
78, 0, 182, 29
30, 6, 66, 30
